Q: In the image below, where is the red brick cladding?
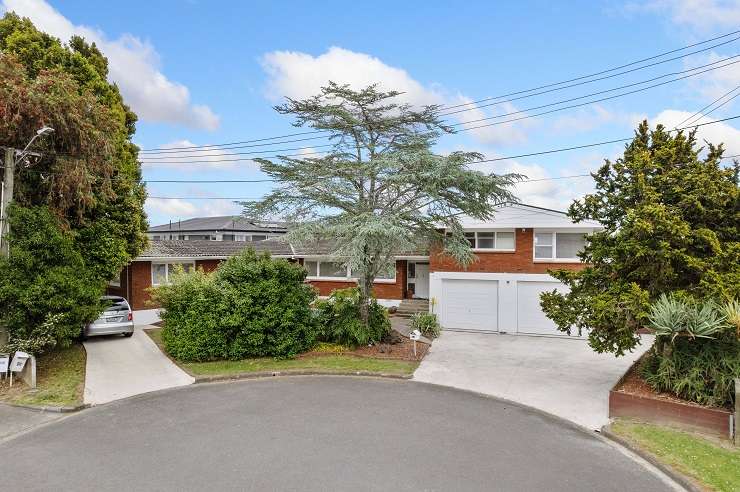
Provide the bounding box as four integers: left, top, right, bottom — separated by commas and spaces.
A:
430, 228, 586, 274
195, 259, 221, 273
301, 259, 407, 299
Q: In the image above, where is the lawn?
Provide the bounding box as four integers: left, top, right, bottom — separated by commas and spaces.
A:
0, 344, 86, 407
611, 420, 740, 492
145, 328, 419, 377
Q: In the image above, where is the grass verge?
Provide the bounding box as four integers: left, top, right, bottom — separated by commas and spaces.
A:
145, 328, 418, 377
611, 420, 739, 492
0, 344, 86, 407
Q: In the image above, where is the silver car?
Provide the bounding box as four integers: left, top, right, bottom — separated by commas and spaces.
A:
83, 296, 135, 339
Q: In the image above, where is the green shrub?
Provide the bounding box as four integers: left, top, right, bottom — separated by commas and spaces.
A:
641, 295, 739, 408
0, 206, 103, 354
152, 250, 318, 361
315, 287, 390, 347
410, 312, 441, 338
640, 331, 740, 408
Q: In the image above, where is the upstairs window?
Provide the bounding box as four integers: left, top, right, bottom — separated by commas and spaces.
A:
463, 231, 516, 250
534, 232, 585, 261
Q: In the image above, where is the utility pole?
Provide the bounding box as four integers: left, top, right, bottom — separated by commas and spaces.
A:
0, 147, 14, 258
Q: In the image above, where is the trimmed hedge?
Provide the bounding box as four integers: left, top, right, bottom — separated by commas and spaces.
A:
152, 250, 318, 361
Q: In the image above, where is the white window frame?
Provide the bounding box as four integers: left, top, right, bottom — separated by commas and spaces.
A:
463, 230, 516, 252
533, 231, 586, 263
151, 261, 196, 286
303, 259, 397, 283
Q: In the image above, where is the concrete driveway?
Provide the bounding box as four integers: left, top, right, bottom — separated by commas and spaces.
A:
413, 331, 653, 430
0, 377, 676, 491
83, 325, 193, 405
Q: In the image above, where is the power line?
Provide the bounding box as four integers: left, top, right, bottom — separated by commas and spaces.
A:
134, 30, 740, 154
138, 135, 331, 155
144, 155, 739, 200
138, 143, 337, 161
440, 34, 740, 115
16, 118, 740, 181
136, 56, 740, 166
452, 56, 740, 130
674, 85, 740, 128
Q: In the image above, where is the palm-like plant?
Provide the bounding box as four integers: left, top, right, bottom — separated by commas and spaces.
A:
648, 294, 726, 342
722, 298, 740, 338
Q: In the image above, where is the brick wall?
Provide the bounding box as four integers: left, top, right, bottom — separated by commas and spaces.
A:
128, 261, 154, 310
196, 259, 222, 272
430, 228, 586, 274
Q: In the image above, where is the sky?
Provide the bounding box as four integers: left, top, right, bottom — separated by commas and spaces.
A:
2, 0, 740, 226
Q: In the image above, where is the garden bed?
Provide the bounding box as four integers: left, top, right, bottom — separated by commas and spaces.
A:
610, 360, 733, 439
0, 344, 86, 408
145, 328, 424, 379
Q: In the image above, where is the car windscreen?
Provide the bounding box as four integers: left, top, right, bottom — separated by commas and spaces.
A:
103, 299, 129, 312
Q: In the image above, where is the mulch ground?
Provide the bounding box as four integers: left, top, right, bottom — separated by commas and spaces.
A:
301, 337, 429, 362
614, 360, 716, 408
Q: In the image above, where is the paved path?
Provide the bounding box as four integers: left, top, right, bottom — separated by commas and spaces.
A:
414, 331, 652, 430
83, 326, 193, 405
0, 377, 676, 491
0, 404, 62, 442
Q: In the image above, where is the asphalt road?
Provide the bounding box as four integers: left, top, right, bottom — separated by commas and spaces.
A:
0, 377, 677, 491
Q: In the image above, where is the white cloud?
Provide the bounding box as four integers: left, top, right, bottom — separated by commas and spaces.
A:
260, 46, 531, 146
629, 0, 740, 30
653, 109, 740, 155
1, 0, 219, 130
146, 197, 242, 222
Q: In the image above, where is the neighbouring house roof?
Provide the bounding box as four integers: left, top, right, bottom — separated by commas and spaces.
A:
148, 216, 287, 233
456, 203, 602, 230
136, 238, 427, 261
138, 239, 293, 260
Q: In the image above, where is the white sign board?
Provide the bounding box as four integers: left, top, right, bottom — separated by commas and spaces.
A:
409, 330, 421, 341
10, 351, 30, 372
0, 354, 9, 373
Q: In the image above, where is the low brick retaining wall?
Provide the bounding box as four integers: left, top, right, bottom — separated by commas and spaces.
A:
609, 390, 733, 438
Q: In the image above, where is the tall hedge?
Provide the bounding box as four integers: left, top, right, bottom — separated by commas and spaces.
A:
152, 250, 318, 361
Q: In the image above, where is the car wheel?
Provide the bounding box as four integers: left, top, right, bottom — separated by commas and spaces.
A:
123, 332, 134, 338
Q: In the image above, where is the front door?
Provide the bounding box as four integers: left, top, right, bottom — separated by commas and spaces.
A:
412, 263, 429, 299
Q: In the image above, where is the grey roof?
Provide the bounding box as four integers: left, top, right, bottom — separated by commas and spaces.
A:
290, 239, 428, 257
149, 216, 287, 233
137, 238, 427, 260
138, 239, 293, 259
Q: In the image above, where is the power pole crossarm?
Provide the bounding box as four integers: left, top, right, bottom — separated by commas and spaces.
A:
1, 146, 15, 257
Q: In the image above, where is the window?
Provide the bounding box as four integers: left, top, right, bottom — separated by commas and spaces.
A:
304, 260, 318, 277
463, 231, 516, 250
250, 235, 268, 241
222, 234, 235, 241
152, 235, 160, 241
408, 262, 416, 279
152, 262, 195, 285
556, 233, 585, 259
534, 232, 585, 260
375, 263, 396, 280
322, 262, 348, 278
303, 260, 395, 282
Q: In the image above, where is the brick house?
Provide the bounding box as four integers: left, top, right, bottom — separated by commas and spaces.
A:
110, 204, 600, 336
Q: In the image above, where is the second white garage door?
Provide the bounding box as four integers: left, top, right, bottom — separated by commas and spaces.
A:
442, 279, 498, 332
516, 280, 569, 336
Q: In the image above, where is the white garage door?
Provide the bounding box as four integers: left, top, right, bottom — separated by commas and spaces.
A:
442, 279, 498, 331
516, 281, 568, 336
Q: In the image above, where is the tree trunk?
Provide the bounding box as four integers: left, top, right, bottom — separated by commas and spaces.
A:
357, 274, 373, 328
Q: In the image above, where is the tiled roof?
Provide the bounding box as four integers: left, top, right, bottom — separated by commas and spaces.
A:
137, 238, 427, 260
148, 216, 287, 233
138, 239, 293, 259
